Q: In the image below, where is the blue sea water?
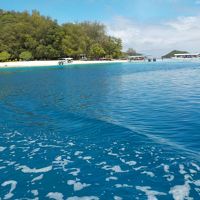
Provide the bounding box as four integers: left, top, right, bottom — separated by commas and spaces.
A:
0, 61, 200, 200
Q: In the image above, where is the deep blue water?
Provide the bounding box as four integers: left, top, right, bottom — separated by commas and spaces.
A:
0, 61, 200, 200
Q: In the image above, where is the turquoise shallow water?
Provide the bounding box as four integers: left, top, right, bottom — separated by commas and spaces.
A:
0, 61, 200, 199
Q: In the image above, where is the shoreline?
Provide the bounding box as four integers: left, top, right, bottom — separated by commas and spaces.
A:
0, 59, 199, 69
0, 60, 128, 68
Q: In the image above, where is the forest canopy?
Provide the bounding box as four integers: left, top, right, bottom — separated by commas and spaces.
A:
0, 10, 122, 61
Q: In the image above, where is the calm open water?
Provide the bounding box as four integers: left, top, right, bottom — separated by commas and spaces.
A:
0, 61, 200, 200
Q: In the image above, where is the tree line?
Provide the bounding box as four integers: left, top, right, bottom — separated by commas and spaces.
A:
0, 10, 122, 61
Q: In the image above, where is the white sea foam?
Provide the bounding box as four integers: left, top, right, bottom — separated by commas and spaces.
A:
55, 156, 62, 161
184, 174, 192, 183
133, 166, 146, 171
164, 174, 174, 182
68, 142, 75, 146
83, 156, 92, 160
46, 192, 64, 200
126, 161, 137, 166
106, 176, 118, 181
0, 166, 6, 170
135, 150, 142, 154
114, 196, 122, 200
194, 180, 200, 186
74, 151, 83, 156
0, 146, 6, 152
1, 180, 17, 200
31, 174, 44, 182
67, 180, 91, 191
141, 171, 155, 178
30, 148, 40, 154
69, 168, 80, 176
169, 183, 191, 200
111, 165, 127, 173
67, 196, 99, 200
195, 188, 200, 195
38, 143, 60, 148
6, 131, 22, 138
67, 180, 76, 185
136, 186, 166, 200
120, 158, 137, 166
108, 152, 119, 157
96, 162, 106, 166
102, 165, 127, 173
189, 169, 197, 174
115, 184, 133, 188
179, 164, 187, 175
191, 162, 200, 171
162, 164, 170, 173
160, 164, 174, 181
18, 165, 52, 173
31, 190, 39, 196
9, 145, 15, 150
5, 161, 16, 166
53, 156, 71, 171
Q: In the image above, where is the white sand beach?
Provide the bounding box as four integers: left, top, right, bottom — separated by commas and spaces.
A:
0, 60, 128, 68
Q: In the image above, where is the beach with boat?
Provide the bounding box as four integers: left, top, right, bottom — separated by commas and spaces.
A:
0, 59, 128, 68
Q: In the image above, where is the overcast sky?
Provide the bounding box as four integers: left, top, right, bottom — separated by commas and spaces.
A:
1, 0, 200, 56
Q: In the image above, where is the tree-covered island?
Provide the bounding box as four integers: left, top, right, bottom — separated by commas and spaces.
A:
0, 10, 123, 62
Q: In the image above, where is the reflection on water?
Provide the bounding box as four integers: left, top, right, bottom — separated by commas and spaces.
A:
0, 61, 200, 199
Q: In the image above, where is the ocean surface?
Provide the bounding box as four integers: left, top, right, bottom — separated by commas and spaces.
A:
0, 61, 200, 200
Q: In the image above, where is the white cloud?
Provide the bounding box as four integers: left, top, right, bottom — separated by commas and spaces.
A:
106, 16, 200, 57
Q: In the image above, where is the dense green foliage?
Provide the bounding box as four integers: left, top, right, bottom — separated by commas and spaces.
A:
19, 51, 33, 60
0, 10, 122, 61
89, 44, 106, 59
162, 50, 188, 59
0, 51, 11, 61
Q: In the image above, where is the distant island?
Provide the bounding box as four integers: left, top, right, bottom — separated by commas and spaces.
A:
0, 10, 123, 62
162, 50, 189, 59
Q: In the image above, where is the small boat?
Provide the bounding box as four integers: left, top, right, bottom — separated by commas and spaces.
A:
58, 58, 73, 65
129, 56, 145, 62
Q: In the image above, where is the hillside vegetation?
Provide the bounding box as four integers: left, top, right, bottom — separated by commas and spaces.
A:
162, 50, 188, 59
0, 10, 122, 61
